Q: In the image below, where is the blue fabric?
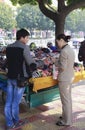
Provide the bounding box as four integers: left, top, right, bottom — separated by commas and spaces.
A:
4, 79, 25, 127
0, 81, 7, 92
49, 46, 57, 52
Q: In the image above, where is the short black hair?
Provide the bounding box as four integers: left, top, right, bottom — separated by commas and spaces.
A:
16, 28, 30, 40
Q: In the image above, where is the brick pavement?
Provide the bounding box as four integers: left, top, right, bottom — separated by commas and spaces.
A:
0, 80, 85, 130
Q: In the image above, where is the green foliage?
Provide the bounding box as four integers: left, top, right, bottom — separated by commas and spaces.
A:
10, 0, 82, 6
65, 9, 85, 32
0, 3, 16, 30
10, 0, 53, 6
16, 4, 54, 30
16, 4, 39, 29
18, 0, 37, 5
10, 0, 18, 5
10, 0, 37, 5
44, 0, 52, 5
67, 0, 82, 5
37, 12, 54, 30
10, 0, 85, 36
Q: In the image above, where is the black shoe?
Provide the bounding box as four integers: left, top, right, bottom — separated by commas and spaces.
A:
14, 119, 28, 129
56, 121, 70, 126
6, 125, 15, 130
56, 121, 65, 126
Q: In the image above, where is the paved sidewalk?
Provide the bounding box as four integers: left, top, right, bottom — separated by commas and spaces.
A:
0, 80, 85, 130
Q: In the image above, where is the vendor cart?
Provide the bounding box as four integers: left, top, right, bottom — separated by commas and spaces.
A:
0, 70, 85, 108
0, 72, 59, 107
25, 70, 85, 107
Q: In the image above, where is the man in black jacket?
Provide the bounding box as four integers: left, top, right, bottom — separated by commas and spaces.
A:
4, 29, 34, 130
78, 40, 85, 69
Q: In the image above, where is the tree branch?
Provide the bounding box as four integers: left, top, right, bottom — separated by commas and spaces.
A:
58, 0, 65, 12
65, 0, 85, 15
37, 0, 57, 21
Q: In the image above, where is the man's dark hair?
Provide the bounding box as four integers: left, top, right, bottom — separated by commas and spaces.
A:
16, 28, 30, 40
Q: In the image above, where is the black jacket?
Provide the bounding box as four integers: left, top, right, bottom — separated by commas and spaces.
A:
78, 40, 85, 66
6, 47, 31, 79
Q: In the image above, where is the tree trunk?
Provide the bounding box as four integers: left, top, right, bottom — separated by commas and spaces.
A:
54, 14, 66, 38
38, 0, 66, 39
